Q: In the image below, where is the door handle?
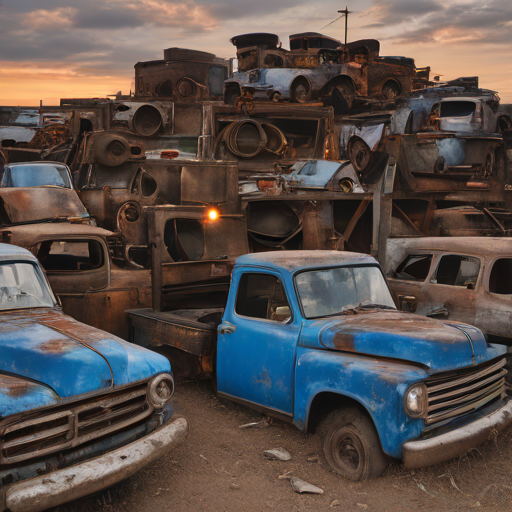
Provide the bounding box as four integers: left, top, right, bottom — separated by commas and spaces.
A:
218, 321, 236, 335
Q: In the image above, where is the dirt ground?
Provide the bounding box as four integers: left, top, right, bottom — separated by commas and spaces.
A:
57, 381, 512, 512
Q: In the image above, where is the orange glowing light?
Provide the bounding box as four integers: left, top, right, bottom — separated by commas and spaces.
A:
208, 209, 219, 220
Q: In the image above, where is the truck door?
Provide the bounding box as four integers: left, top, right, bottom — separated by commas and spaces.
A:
216, 268, 300, 417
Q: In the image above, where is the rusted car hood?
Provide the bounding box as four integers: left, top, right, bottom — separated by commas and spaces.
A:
0, 188, 89, 224
0, 309, 170, 414
301, 311, 504, 372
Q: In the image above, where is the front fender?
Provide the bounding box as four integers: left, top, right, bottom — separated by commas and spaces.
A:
1, 373, 59, 418
293, 348, 427, 459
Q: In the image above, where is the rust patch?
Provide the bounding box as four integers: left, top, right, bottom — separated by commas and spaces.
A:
331, 332, 356, 352
0, 375, 33, 397
37, 337, 77, 354
255, 368, 272, 389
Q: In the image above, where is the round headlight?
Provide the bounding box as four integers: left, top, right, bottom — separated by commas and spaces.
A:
404, 383, 428, 418
147, 373, 174, 409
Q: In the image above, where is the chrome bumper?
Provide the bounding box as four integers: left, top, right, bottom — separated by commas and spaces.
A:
3, 415, 189, 512
403, 400, 512, 469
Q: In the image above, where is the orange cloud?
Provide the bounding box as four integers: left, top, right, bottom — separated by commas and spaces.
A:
110, 0, 219, 29
22, 7, 76, 31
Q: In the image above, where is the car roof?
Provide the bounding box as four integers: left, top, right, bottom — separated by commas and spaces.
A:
6, 161, 70, 168
0, 223, 113, 237
0, 242, 38, 263
388, 237, 512, 256
236, 250, 377, 273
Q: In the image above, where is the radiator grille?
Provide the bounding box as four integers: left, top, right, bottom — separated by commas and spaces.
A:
1, 383, 152, 464
425, 358, 507, 427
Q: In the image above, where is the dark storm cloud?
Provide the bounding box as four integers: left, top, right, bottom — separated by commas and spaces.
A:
74, 9, 143, 30
0, 0, 311, 77
0, 0, 307, 64
204, 0, 304, 20
364, 0, 512, 45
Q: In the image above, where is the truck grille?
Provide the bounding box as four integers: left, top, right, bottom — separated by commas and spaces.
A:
1, 382, 153, 464
425, 358, 507, 427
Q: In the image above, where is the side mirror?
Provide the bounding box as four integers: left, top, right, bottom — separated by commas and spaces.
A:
399, 295, 417, 313
427, 306, 449, 319
272, 306, 291, 323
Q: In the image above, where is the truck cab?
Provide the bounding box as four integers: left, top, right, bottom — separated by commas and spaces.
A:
129, 247, 512, 480
0, 161, 89, 226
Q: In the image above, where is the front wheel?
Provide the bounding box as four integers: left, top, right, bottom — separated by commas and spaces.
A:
317, 407, 389, 480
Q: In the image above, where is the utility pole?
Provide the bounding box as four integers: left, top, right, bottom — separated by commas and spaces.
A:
337, 6, 351, 45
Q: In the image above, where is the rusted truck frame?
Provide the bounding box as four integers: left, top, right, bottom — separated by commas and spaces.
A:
134, 47, 230, 102
0, 223, 150, 340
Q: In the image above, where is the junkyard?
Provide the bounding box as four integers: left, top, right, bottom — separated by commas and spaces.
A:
1, 1, 512, 511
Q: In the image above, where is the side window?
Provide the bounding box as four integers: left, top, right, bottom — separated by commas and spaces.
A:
35, 240, 105, 272
395, 254, 432, 281
235, 273, 291, 323
431, 255, 480, 288
489, 258, 512, 294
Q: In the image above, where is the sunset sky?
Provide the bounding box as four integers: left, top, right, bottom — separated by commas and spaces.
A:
1, 0, 511, 106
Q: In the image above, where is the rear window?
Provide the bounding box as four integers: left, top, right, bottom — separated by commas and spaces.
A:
431, 254, 480, 287
36, 240, 105, 272
489, 258, 512, 294
440, 101, 476, 118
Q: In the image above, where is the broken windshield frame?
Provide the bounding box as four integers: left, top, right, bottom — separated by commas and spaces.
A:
294, 264, 396, 319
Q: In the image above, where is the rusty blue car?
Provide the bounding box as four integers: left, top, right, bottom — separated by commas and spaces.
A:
0, 243, 188, 512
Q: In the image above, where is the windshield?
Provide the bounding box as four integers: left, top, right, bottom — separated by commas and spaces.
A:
295, 265, 396, 319
0, 261, 55, 310
2, 164, 72, 188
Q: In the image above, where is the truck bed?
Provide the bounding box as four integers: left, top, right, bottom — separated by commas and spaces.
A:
127, 308, 223, 357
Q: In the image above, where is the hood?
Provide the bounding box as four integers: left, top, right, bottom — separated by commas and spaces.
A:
0, 309, 170, 403
301, 311, 503, 372
0, 188, 89, 224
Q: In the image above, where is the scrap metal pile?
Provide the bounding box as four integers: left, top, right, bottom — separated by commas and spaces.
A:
0, 32, 510, 338
2, 30, 512, 511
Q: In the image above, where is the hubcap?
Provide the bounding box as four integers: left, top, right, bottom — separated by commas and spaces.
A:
294, 83, 309, 102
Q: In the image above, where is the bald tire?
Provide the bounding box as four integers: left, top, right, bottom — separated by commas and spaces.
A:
316, 407, 389, 480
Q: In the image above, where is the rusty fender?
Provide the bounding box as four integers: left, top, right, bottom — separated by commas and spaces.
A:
2, 415, 189, 512
402, 400, 512, 469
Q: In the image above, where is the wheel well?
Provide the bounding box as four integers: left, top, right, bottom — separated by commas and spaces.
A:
306, 392, 372, 433
291, 75, 311, 89
326, 75, 356, 94
381, 78, 401, 94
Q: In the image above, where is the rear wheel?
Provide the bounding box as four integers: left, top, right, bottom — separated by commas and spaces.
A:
317, 407, 389, 480
381, 80, 401, 100
291, 77, 311, 103
348, 138, 374, 175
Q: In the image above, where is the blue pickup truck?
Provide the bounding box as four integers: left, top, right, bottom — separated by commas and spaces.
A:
129, 248, 512, 480
0, 243, 188, 512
